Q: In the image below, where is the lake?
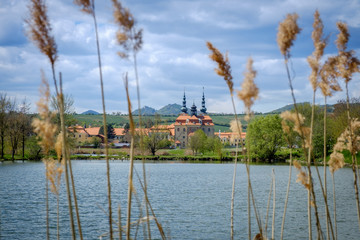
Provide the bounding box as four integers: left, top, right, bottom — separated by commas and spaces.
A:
0, 160, 359, 239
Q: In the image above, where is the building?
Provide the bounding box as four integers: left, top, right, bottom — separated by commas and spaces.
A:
215, 130, 246, 147
174, 90, 214, 148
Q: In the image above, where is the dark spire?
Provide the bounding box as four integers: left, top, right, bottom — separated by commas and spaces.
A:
181, 90, 188, 113
200, 87, 207, 114
190, 101, 197, 116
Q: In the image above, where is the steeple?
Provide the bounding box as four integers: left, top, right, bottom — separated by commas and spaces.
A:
181, 91, 188, 113
200, 87, 207, 114
190, 101, 197, 116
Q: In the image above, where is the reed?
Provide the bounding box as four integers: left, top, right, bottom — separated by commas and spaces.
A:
207, 43, 262, 239
277, 13, 324, 239
26, 1, 80, 238
334, 21, 360, 229
73, 1, 113, 238
279, 111, 296, 240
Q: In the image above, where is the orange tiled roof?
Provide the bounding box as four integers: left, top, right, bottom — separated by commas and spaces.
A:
114, 128, 125, 136
85, 127, 100, 136
215, 132, 246, 138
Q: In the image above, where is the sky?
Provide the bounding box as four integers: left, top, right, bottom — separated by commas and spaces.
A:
0, 0, 360, 114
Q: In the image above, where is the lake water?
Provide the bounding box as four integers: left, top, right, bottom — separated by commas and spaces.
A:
1, 160, 359, 239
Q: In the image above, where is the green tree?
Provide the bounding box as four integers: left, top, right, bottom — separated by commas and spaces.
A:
99, 124, 116, 139
296, 103, 335, 158
189, 129, 207, 155
0, 94, 11, 159
246, 115, 285, 162
91, 137, 101, 148
207, 136, 223, 159
143, 132, 171, 155
18, 99, 32, 160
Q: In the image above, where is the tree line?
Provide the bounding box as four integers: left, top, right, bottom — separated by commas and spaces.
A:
246, 99, 360, 162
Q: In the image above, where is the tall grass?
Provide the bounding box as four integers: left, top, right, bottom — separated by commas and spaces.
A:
73, 0, 113, 238
26, 1, 81, 239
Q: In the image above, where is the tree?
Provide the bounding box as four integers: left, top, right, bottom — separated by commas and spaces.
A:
207, 136, 223, 159
296, 103, 335, 158
189, 129, 207, 155
91, 137, 101, 148
18, 99, 32, 160
99, 124, 116, 139
0, 94, 10, 159
143, 132, 170, 155
123, 122, 130, 133
246, 115, 285, 162
51, 94, 76, 127
7, 99, 21, 161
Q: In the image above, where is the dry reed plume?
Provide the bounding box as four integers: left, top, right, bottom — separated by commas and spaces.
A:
206, 42, 234, 95
237, 57, 259, 121
111, 0, 143, 58
27, 1, 81, 239
277, 13, 301, 60
280, 111, 311, 149
32, 73, 57, 155
293, 160, 311, 191
307, 10, 327, 91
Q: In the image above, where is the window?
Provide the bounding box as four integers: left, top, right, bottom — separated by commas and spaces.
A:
177, 128, 180, 131
183, 136, 185, 139
208, 128, 210, 132
183, 128, 185, 132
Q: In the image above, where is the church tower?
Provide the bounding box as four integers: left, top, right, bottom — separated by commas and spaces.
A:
181, 91, 188, 113
200, 88, 207, 114
190, 101, 197, 116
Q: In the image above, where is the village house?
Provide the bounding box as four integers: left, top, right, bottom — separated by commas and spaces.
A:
215, 130, 246, 147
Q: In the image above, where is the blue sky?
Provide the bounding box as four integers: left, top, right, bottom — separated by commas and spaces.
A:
0, 0, 359, 114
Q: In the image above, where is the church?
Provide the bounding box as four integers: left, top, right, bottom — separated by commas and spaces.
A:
174, 90, 214, 148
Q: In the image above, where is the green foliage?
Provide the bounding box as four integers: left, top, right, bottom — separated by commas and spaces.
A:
99, 124, 116, 139
189, 129, 207, 155
206, 136, 223, 158
295, 103, 335, 158
91, 137, 101, 148
246, 115, 285, 161
26, 135, 43, 160
143, 132, 171, 155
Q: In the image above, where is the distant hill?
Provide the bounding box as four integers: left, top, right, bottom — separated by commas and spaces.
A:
82, 110, 100, 115
156, 104, 182, 115
132, 106, 156, 115
267, 102, 334, 114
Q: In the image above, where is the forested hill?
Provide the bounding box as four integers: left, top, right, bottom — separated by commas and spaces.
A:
267, 102, 335, 114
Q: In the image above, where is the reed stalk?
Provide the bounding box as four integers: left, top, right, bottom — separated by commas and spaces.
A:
345, 83, 360, 229
45, 165, 49, 240
74, 1, 115, 237
230, 139, 238, 240
118, 204, 123, 240
331, 173, 337, 240
264, 174, 273, 238
124, 74, 136, 239
134, 168, 167, 239
271, 169, 275, 240
207, 42, 263, 239
280, 148, 292, 240
323, 97, 329, 240
58, 84, 76, 240
26, 1, 79, 238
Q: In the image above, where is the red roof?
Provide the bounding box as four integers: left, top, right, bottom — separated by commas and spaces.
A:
86, 127, 100, 136
114, 128, 125, 136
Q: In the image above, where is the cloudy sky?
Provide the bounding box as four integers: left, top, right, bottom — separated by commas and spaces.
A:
1, 0, 360, 114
